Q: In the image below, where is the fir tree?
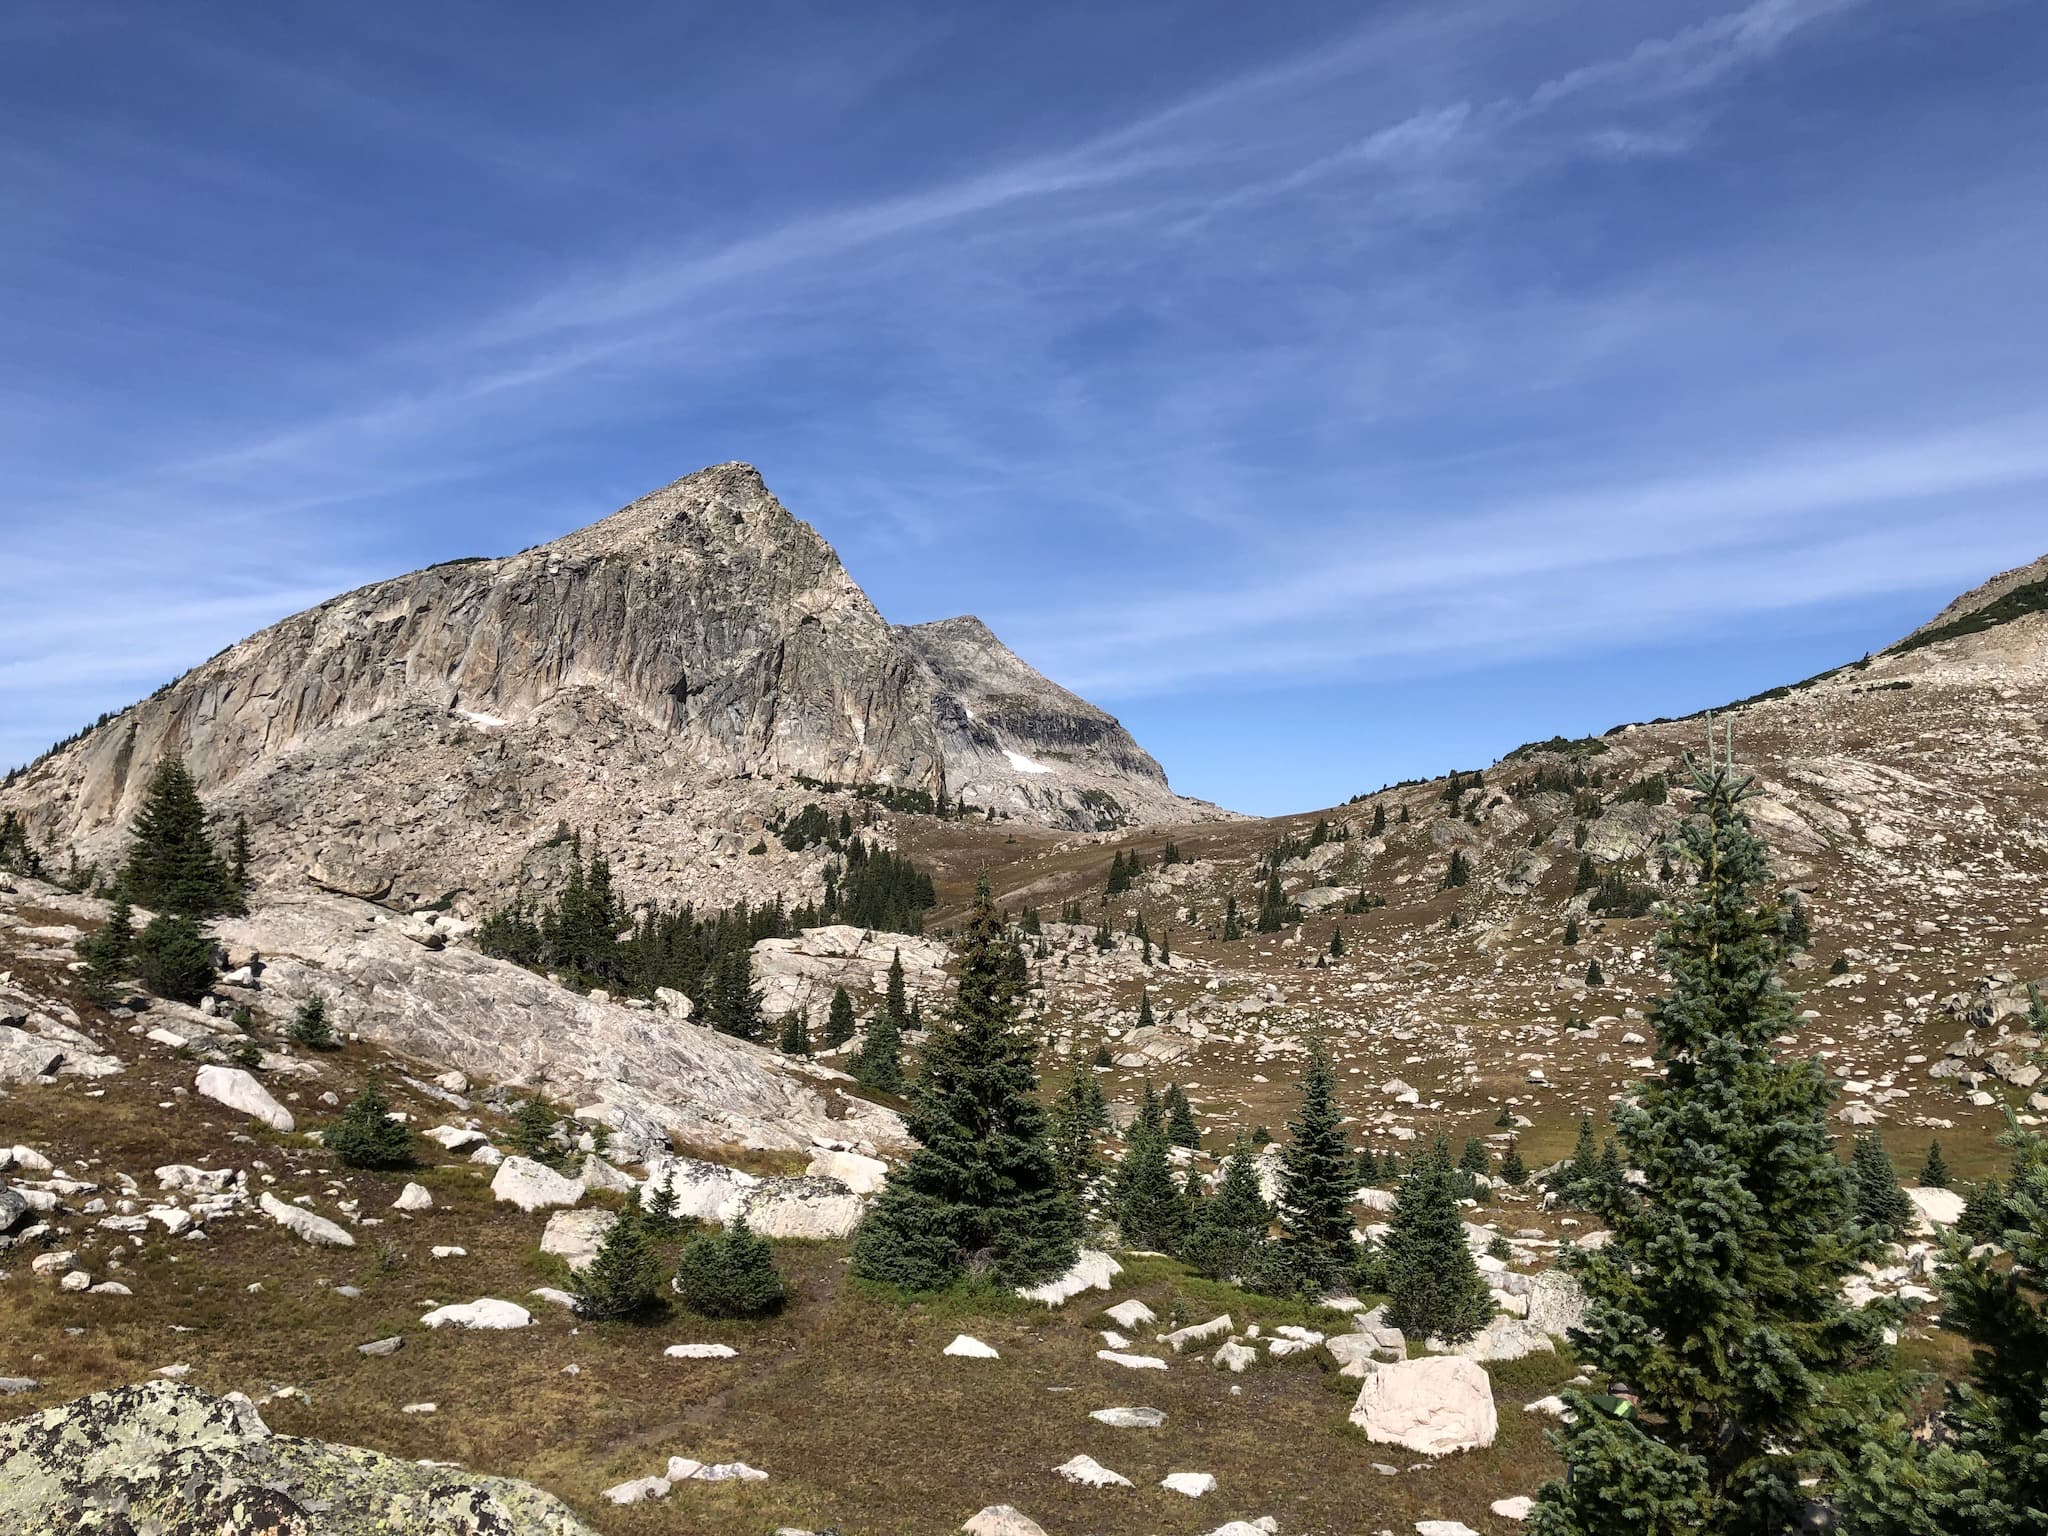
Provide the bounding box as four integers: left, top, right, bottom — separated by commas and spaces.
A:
1459, 1137, 1493, 1180
1531, 751, 1889, 1536
289, 994, 336, 1050
1113, 1110, 1188, 1254
708, 944, 765, 1041
1564, 915, 1581, 947
1276, 1042, 1360, 1292
850, 877, 1079, 1290
643, 1169, 683, 1236
1445, 849, 1470, 888
325, 1076, 414, 1169
572, 1190, 662, 1320
1164, 1083, 1199, 1149
823, 985, 857, 1048
1383, 1134, 1492, 1343
1185, 1133, 1274, 1280
1553, 1114, 1601, 1207
1502, 1140, 1528, 1186
1496, 1104, 1517, 1128
674, 1213, 785, 1317
1584, 957, 1605, 987
852, 1006, 904, 1094
1137, 990, 1156, 1031
778, 1009, 812, 1058
78, 896, 135, 1002
1222, 895, 1242, 942
1370, 803, 1387, 836
1354, 1143, 1379, 1184
1849, 1132, 1914, 1236
118, 757, 241, 918
229, 814, 252, 897
1092, 1041, 1112, 1068
1329, 927, 1345, 958
1046, 1057, 1109, 1190
1918, 1140, 1950, 1189
510, 1095, 559, 1163
884, 949, 908, 1027
134, 913, 216, 1003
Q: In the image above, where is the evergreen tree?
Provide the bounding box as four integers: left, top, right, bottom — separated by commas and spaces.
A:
1354, 1143, 1379, 1184
1445, 849, 1470, 888
1502, 1140, 1528, 1186
78, 896, 135, 1002
1564, 915, 1581, 947
288, 994, 336, 1050
1918, 1140, 1950, 1189
1850, 1132, 1914, 1236
851, 877, 1079, 1290
1164, 1083, 1199, 1149
1222, 895, 1242, 942
1495, 1104, 1517, 1128
885, 949, 908, 1027
118, 757, 241, 918
1137, 990, 1156, 1031
134, 913, 216, 1003
1459, 1137, 1493, 1180
572, 1190, 662, 1320
1113, 1111, 1188, 1253
510, 1095, 559, 1163
1531, 752, 1889, 1536
229, 814, 252, 898
1046, 1057, 1109, 1190
1584, 957, 1605, 987
325, 1077, 415, 1169
822, 985, 858, 1048
1092, 1041, 1112, 1068
674, 1213, 786, 1317
1383, 1134, 1492, 1343
1329, 927, 1345, 958
1276, 1042, 1360, 1292
1553, 1114, 1601, 1207
643, 1169, 682, 1237
1185, 1133, 1274, 1280
778, 1009, 812, 1058
1370, 803, 1387, 836
708, 944, 765, 1041
852, 1006, 904, 1094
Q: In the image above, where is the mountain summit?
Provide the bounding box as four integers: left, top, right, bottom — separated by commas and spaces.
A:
2, 463, 1227, 909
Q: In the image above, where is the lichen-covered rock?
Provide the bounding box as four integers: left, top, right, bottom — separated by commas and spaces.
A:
0, 1380, 594, 1534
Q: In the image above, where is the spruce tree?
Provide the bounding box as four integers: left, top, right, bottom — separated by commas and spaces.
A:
1092, 1041, 1112, 1068
510, 1095, 559, 1163
289, 994, 336, 1050
709, 944, 764, 1041
572, 1190, 661, 1320
134, 913, 216, 1003
1185, 1133, 1274, 1280
1531, 752, 1889, 1536
884, 948, 908, 1027
1136, 990, 1156, 1031
851, 877, 1078, 1290
1164, 1084, 1200, 1149
1329, 927, 1345, 958
643, 1168, 682, 1237
1046, 1057, 1108, 1190
119, 758, 240, 918
1113, 1111, 1188, 1254
1276, 1042, 1360, 1292
1918, 1140, 1950, 1189
78, 896, 135, 1002
1584, 957, 1605, 987
325, 1076, 415, 1169
823, 985, 857, 1048
674, 1213, 785, 1317
1354, 1143, 1379, 1184
1459, 1137, 1493, 1180
1502, 1140, 1528, 1186
1371, 803, 1387, 836
1850, 1131, 1914, 1236
1222, 895, 1242, 942
229, 814, 252, 898
852, 1006, 904, 1094
1564, 915, 1581, 947
1383, 1134, 1492, 1343
779, 1009, 812, 1057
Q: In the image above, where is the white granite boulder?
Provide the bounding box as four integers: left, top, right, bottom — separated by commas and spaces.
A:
194, 1066, 294, 1132
1349, 1355, 1498, 1456
490, 1156, 584, 1212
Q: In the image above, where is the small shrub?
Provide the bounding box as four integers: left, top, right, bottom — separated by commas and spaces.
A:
325, 1078, 414, 1170
134, 914, 216, 1003
289, 995, 336, 1050
674, 1215, 787, 1318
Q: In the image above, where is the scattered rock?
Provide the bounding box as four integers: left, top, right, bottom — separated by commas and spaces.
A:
420, 1298, 532, 1330
490, 1157, 584, 1213
1055, 1454, 1132, 1488
1349, 1355, 1499, 1456
257, 1191, 354, 1248
193, 1066, 294, 1133
944, 1335, 1000, 1359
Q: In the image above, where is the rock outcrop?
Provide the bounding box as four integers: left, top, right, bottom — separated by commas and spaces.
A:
0, 1381, 593, 1534
1, 463, 1225, 914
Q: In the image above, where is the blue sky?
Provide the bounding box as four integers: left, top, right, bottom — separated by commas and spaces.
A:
2, 0, 2044, 815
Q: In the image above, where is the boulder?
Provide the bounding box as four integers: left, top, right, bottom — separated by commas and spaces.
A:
944, 1335, 1000, 1359
193, 1067, 294, 1132
1212, 1341, 1258, 1373
1349, 1355, 1499, 1456
0, 1381, 593, 1533
963, 1507, 1048, 1536
1526, 1270, 1588, 1337
258, 1191, 353, 1247
1104, 1299, 1156, 1330
391, 1183, 433, 1212
420, 1298, 532, 1330
0, 1186, 26, 1234
1165, 1314, 1233, 1352
490, 1157, 584, 1213
1162, 1471, 1217, 1497
1017, 1247, 1122, 1307
1054, 1454, 1132, 1488
424, 1125, 487, 1153
1905, 1186, 1967, 1231
1492, 1496, 1536, 1521
1089, 1406, 1164, 1428
1428, 1316, 1554, 1363
663, 1343, 736, 1359
805, 1146, 888, 1194
740, 1175, 864, 1240
0, 1028, 62, 1084
540, 1209, 617, 1273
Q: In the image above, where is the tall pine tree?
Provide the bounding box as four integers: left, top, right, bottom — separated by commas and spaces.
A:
119, 757, 241, 918
1276, 1042, 1360, 1292
1532, 748, 1890, 1536
1383, 1133, 1491, 1343
1185, 1132, 1274, 1281
851, 877, 1078, 1291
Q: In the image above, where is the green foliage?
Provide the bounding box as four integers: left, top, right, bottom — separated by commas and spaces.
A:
1563, 915, 1581, 947
1584, 958, 1605, 987
1917, 1140, 1950, 1189
778, 1009, 812, 1057
674, 1214, 786, 1318
1531, 755, 1891, 1536
1587, 871, 1658, 918
77, 897, 135, 1002
134, 913, 216, 1003
288, 994, 336, 1050
1163, 1083, 1200, 1149
708, 943, 765, 1042
1329, 927, 1345, 958
1501, 1140, 1528, 1186
851, 1005, 904, 1094
1276, 1043, 1360, 1293
1444, 849, 1470, 888
823, 985, 857, 1048
573, 1193, 663, 1321
325, 1077, 414, 1170
1113, 1110, 1189, 1254
1383, 1134, 1491, 1343
1046, 1057, 1109, 1190
1459, 1137, 1492, 1179
1888, 572, 2048, 656
233, 1038, 262, 1070
850, 877, 1078, 1291
1254, 869, 1301, 933
1184, 1135, 1274, 1281
118, 758, 243, 918
0, 810, 43, 879
643, 1171, 683, 1237
510, 1096, 560, 1164
1850, 1132, 1914, 1236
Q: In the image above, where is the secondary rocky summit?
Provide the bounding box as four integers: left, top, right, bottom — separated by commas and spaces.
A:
2, 463, 1224, 911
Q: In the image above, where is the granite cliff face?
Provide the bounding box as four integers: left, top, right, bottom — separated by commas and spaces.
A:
2, 463, 1224, 909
